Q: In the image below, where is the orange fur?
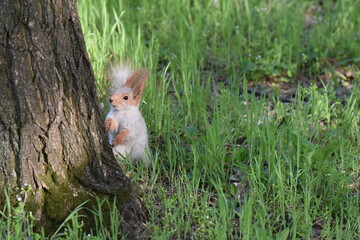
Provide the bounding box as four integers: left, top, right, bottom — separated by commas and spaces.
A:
124, 68, 145, 88
132, 69, 150, 106
112, 129, 130, 146
104, 118, 116, 132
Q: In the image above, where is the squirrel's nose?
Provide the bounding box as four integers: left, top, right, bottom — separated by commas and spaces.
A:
109, 97, 113, 103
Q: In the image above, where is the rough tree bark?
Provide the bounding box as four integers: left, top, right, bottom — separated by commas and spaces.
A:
0, 0, 146, 236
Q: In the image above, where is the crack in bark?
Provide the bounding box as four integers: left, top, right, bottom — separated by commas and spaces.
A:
38, 135, 48, 165
58, 120, 71, 170
31, 166, 39, 189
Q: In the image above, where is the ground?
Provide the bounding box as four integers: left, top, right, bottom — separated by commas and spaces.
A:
1, 0, 359, 239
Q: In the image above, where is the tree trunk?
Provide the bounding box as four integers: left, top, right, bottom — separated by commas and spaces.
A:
0, 0, 146, 236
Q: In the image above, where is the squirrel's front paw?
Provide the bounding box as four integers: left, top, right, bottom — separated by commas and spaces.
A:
112, 134, 124, 146
112, 129, 129, 146
104, 118, 116, 132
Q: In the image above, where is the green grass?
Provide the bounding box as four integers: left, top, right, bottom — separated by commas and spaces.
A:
2, 0, 360, 239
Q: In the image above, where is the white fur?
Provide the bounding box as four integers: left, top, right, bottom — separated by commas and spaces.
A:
108, 64, 133, 91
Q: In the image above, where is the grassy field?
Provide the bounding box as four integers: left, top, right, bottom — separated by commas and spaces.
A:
1, 0, 359, 239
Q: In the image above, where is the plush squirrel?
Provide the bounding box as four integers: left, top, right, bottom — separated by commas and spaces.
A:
104, 64, 150, 164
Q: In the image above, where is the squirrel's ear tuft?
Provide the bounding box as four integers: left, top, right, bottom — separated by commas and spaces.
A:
108, 63, 133, 91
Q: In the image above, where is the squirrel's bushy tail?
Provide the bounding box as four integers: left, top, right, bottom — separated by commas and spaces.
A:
108, 64, 133, 92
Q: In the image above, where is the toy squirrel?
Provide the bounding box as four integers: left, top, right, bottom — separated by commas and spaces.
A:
104, 64, 150, 164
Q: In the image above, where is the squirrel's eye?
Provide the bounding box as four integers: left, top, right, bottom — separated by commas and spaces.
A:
123, 96, 128, 100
